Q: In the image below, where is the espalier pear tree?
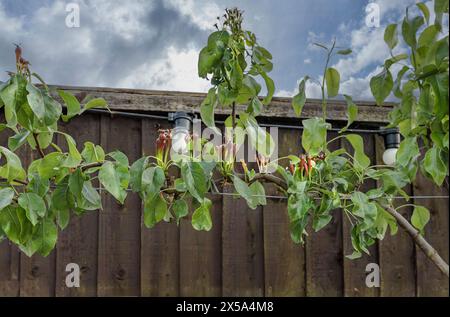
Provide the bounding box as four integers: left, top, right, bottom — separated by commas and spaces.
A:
0, 4, 448, 278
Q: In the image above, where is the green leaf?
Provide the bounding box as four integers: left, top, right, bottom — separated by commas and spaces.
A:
42, 92, 62, 126
288, 192, 313, 244
416, 3, 430, 24
232, 176, 265, 209
200, 88, 217, 128
435, 0, 449, 14
99, 161, 127, 203
240, 113, 275, 157
172, 199, 189, 224
247, 97, 263, 117
344, 134, 371, 171
59, 90, 81, 122
423, 146, 447, 185
60, 132, 82, 167
0, 206, 32, 245
370, 68, 393, 105
411, 205, 430, 234
8, 129, 31, 151
144, 193, 167, 228
0, 146, 26, 182
384, 23, 399, 49
396, 137, 419, 167
81, 180, 102, 210
129, 156, 149, 193
402, 15, 424, 49
301, 117, 329, 156
81, 98, 108, 113
142, 166, 165, 195
292, 76, 309, 117
340, 95, 358, 133
350, 192, 377, 229
418, 25, 439, 48
30, 217, 57, 257
325, 67, 340, 97
18, 193, 46, 226
0, 187, 15, 210
261, 71, 275, 105
384, 54, 409, 69
198, 47, 222, 78
192, 197, 212, 231
336, 48, 352, 55
56, 208, 70, 230
81, 142, 105, 163
181, 162, 207, 202
36, 152, 65, 179
26, 83, 45, 120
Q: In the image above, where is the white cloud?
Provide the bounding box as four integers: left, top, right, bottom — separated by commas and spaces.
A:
165, 0, 222, 31
118, 46, 210, 92
303, 58, 311, 64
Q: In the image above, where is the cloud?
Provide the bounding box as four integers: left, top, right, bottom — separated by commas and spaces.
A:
303, 58, 311, 64
0, 0, 208, 90
118, 45, 210, 92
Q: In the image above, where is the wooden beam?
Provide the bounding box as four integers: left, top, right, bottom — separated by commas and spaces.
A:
49, 85, 393, 123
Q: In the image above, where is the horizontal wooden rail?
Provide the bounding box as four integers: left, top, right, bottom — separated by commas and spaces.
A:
49, 85, 394, 123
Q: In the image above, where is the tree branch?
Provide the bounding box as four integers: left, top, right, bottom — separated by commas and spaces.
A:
243, 172, 449, 277
32, 133, 45, 158
382, 203, 449, 277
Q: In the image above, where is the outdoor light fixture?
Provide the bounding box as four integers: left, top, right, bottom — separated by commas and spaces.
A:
168, 111, 193, 154
379, 127, 400, 166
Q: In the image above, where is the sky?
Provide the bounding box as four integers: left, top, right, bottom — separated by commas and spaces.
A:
0, 0, 440, 102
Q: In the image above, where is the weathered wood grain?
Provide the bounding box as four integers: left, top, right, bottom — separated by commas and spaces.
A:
414, 173, 449, 297
97, 116, 141, 296
55, 114, 100, 296
222, 184, 265, 297
342, 134, 379, 297
375, 135, 416, 296
140, 119, 180, 296
263, 128, 306, 296
50, 85, 393, 123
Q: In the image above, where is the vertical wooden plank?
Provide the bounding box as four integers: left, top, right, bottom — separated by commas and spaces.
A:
55, 114, 100, 296
222, 183, 265, 297
97, 116, 141, 296
263, 128, 305, 296
375, 135, 416, 296
0, 116, 20, 296
180, 193, 222, 296
18, 135, 56, 296
305, 131, 343, 296
414, 173, 449, 297
342, 134, 379, 297
140, 119, 179, 296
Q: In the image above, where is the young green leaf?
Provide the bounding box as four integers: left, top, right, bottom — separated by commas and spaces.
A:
292, 76, 309, 117
200, 88, 217, 128
370, 68, 393, 105
144, 193, 167, 228
301, 117, 329, 156
411, 205, 430, 234
192, 197, 212, 231
325, 67, 340, 97
340, 95, 358, 133
99, 161, 127, 203
58, 90, 81, 122
384, 24, 398, 50
0, 187, 15, 210
26, 83, 45, 120
181, 161, 207, 202
344, 134, 371, 171
172, 199, 189, 224
18, 192, 47, 226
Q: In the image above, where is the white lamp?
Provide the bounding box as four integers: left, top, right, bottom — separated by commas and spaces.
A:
168, 112, 192, 155
380, 127, 400, 166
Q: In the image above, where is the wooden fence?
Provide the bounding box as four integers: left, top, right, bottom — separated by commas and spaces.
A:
0, 87, 448, 297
